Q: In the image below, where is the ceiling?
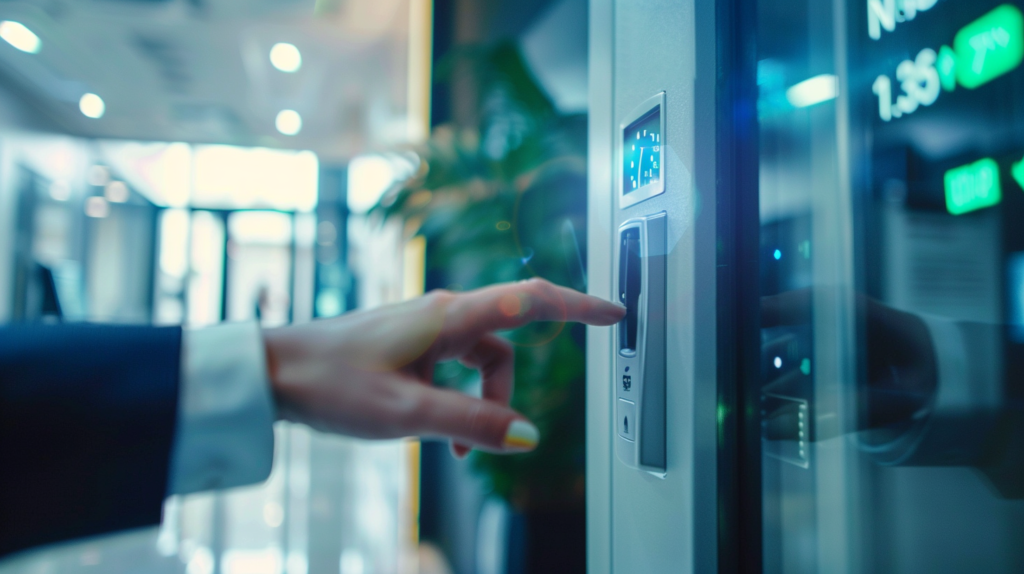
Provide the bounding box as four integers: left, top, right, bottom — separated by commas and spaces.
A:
0, 0, 419, 160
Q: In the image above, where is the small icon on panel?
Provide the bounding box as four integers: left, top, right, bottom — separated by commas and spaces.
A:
617, 398, 637, 441
622, 374, 632, 391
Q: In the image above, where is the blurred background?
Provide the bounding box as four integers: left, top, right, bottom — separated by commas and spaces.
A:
0, 1, 588, 573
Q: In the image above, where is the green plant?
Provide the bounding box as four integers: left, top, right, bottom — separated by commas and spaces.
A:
373, 42, 589, 509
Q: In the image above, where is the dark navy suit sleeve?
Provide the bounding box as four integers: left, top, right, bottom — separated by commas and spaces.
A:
0, 324, 181, 557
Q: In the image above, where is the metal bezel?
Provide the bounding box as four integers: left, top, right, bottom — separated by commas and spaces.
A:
618, 91, 666, 209
615, 215, 668, 476
615, 218, 648, 363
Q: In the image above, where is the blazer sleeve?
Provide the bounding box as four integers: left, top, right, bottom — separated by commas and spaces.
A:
0, 324, 181, 557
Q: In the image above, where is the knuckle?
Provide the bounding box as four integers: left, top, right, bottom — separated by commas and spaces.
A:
465, 401, 506, 447
463, 401, 485, 438
524, 277, 552, 292
492, 336, 514, 355
384, 385, 427, 435
424, 289, 455, 308
426, 288, 453, 300
480, 339, 514, 371
518, 279, 553, 319
529, 278, 557, 300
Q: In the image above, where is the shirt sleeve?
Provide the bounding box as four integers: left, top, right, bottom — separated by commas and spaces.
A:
919, 314, 1003, 418
884, 314, 1003, 466
167, 322, 277, 495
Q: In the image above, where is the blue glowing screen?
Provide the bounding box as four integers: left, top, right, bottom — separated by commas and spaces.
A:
622, 107, 661, 194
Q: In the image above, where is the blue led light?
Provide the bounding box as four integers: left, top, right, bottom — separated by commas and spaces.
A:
773, 249, 782, 260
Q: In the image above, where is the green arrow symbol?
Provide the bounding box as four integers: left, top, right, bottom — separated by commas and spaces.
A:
1013, 157, 1024, 190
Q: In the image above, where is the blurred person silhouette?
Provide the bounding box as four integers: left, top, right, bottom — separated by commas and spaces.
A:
255, 284, 270, 323
0, 279, 626, 557
254, 284, 284, 325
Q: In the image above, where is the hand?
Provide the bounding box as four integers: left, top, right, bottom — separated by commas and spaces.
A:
761, 288, 937, 438
262, 279, 625, 456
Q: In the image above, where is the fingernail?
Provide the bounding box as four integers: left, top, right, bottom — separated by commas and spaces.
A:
503, 420, 540, 451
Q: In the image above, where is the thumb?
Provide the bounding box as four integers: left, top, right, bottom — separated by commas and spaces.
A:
412, 385, 539, 453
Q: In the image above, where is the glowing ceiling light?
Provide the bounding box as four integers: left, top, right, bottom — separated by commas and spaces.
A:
785, 74, 838, 108
275, 109, 301, 135
79, 93, 105, 119
49, 181, 70, 201
0, 21, 40, 54
85, 196, 109, 218
105, 180, 129, 203
269, 42, 301, 73
347, 154, 395, 214
88, 165, 110, 186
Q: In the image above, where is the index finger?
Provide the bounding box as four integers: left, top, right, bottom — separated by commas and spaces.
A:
447, 278, 625, 338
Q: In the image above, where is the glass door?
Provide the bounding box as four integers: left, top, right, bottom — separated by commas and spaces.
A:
754, 0, 1024, 571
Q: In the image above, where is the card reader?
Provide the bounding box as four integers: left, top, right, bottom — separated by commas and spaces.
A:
614, 212, 667, 473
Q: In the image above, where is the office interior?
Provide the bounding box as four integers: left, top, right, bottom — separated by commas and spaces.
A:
1, 0, 1024, 573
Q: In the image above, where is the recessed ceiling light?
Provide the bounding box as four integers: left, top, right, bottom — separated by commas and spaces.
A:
49, 181, 70, 201
105, 181, 129, 203
85, 196, 109, 218
785, 74, 838, 108
270, 42, 301, 73
79, 93, 105, 119
88, 165, 110, 186
0, 21, 40, 54
276, 109, 302, 135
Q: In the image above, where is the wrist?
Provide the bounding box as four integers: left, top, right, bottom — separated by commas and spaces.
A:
262, 327, 291, 421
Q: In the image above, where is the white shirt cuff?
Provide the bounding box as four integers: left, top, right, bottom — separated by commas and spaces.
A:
890, 314, 1002, 465
167, 321, 276, 495
919, 314, 1002, 413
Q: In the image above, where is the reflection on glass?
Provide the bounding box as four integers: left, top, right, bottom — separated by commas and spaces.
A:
758, 0, 1024, 570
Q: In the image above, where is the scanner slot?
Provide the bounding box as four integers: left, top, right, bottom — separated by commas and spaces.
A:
619, 227, 641, 354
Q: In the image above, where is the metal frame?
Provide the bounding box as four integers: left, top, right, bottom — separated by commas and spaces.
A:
618, 91, 667, 209
714, 0, 762, 569
587, 0, 761, 570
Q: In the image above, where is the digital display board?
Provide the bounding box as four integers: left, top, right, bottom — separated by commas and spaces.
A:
850, 3, 1024, 220
944, 157, 1002, 214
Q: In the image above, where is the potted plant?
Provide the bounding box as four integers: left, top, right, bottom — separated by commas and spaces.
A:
374, 42, 590, 573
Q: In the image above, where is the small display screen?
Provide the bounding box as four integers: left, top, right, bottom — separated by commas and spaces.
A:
622, 107, 661, 194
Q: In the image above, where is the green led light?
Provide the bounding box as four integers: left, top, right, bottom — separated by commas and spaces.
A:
938, 45, 957, 91
800, 358, 811, 376
1012, 156, 1024, 190
955, 4, 1024, 89
945, 158, 1001, 215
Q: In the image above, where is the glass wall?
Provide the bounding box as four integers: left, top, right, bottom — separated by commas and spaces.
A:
756, 0, 1024, 571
